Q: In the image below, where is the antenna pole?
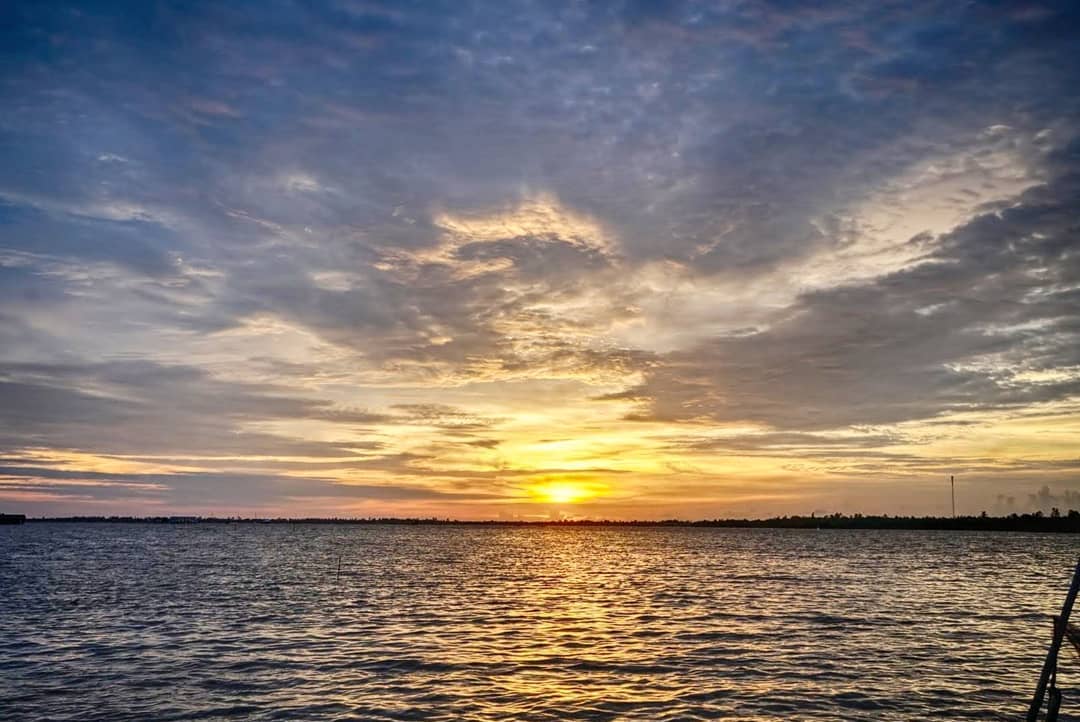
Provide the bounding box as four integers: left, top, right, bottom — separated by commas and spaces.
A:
951, 475, 956, 518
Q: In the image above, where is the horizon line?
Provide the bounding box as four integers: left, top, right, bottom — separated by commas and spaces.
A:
6, 510, 1076, 526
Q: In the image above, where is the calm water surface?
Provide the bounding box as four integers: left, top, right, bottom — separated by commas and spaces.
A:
2, 524, 1078, 720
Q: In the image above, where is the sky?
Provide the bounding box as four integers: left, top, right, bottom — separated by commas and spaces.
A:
1, 0, 1079, 519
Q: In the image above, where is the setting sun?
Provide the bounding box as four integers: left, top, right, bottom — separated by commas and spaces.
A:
532, 482, 595, 505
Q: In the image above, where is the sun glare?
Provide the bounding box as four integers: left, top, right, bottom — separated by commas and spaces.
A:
532, 482, 594, 505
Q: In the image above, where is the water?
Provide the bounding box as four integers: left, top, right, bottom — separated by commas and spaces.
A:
2, 524, 1078, 720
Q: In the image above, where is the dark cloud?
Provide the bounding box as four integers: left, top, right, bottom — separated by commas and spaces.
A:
3, 0, 1071, 279
617, 150, 1080, 430
669, 431, 908, 453
0, 465, 498, 507
0, 360, 388, 457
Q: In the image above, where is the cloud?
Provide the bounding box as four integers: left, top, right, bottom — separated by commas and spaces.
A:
0, 464, 499, 508
1026, 485, 1080, 514
1, 0, 1079, 515
0, 360, 390, 458
615, 148, 1080, 431
0, 200, 180, 276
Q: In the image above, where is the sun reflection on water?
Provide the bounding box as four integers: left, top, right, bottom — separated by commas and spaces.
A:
2, 523, 1072, 719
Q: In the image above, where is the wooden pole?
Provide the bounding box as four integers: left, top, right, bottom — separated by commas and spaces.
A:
1028, 557, 1080, 721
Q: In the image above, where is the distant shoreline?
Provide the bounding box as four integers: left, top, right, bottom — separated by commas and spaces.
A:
10, 512, 1080, 533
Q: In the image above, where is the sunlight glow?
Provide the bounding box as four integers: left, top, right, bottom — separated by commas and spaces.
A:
532, 481, 597, 505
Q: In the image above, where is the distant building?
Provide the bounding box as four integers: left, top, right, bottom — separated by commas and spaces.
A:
167, 516, 201, 524
0, 513, 26, 525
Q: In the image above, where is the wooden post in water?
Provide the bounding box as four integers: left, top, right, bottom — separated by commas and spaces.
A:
1027, 557, 1080, 721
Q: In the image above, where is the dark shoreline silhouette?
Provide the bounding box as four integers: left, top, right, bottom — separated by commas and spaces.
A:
14, 511, 1080, 533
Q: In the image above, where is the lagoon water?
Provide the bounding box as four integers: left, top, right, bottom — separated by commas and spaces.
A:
2, 523, 1078, 721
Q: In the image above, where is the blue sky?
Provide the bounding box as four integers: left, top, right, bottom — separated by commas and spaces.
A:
2, 0, 1079, 518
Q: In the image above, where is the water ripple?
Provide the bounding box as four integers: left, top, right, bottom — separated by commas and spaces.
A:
1, 524, 1078, 720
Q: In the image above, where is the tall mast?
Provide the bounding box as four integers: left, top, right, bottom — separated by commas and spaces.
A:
951, 475, 956, 518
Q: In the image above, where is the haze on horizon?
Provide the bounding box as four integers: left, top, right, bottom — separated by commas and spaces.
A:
1, 0, 1079, 520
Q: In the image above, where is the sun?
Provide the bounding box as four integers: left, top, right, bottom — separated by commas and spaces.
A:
532, 481, 595, 504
